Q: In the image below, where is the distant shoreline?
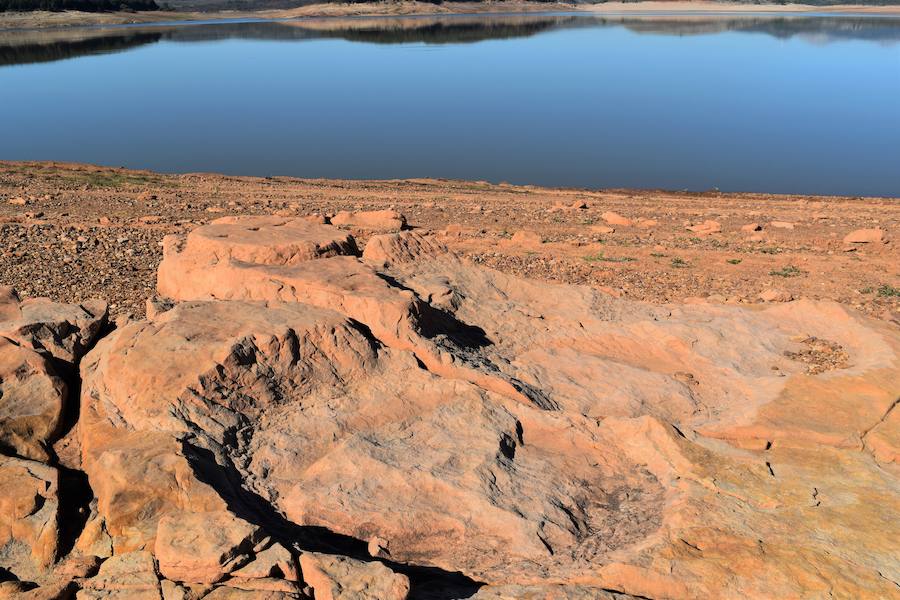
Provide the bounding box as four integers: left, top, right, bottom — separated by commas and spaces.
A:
2, 1, 899, 32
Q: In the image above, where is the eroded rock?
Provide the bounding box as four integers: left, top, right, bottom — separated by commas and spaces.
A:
3, 215, 895, 599
330, 210, 406, 232
298, 553, 409, 600
0, 339, 66, 461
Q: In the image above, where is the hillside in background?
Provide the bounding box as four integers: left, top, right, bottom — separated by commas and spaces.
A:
0, 0, 157, 11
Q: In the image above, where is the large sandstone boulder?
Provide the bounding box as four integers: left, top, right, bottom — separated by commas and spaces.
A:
0, 287, 107, 366
298, 553, 409, 600
330, 210, 406, 231
75, 551, 161, 599
0, 338, 67, 461
0, 456, 61, 579
19, 214, 894, 599
155, 511, 263, 584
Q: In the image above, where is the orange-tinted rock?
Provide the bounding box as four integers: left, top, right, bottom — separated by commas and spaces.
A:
298, 553, 409, 600
76, 551, 161, 599
155, 511, 263, 584
686, 219, 721, 235
202, 587, 295, 600
60, 217, 900, 598
601, 211, 631, 227
159, 216, 357, 270
362, 232, 450, 267
331, 210, 406, 231
0, 290, 107, 366
0, 456, 60, 577
758, 288, 793, 302
843, 228, 885, 244
770, 220, 795, 229
0, 338, 66, 461
230, 543, 298, 582
509, 230, 542, 246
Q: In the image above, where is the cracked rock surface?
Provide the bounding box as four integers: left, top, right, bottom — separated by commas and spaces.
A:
1, 216, 898, 599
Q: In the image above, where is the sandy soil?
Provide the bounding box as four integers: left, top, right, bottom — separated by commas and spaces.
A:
0, 161, 897, 323
2, 1, 898, 32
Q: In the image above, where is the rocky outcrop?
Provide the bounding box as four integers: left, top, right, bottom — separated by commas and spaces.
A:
843, 227, 886, 245
0, 339, 67, 461
330, 210, 406, 232
2, 215, 899, 599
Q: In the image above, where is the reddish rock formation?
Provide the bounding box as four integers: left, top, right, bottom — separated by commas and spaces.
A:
686, 219, 722, 235
843, 228, 886, 245
2, 216, 899, 599
330, 210, 406, 231
601, 211, 631, 227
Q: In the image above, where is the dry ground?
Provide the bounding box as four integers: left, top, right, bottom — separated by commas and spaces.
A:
0, 161, 897, 322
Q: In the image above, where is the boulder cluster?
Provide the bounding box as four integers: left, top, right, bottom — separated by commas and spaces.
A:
1, 214, 898, 599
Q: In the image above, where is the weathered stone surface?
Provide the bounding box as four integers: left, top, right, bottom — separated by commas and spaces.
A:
362, 231, 450, 268
18, 581, 78, 600
230, 543, 298, 581
601, 211, 632, 227
75, 551, 161, 599
0, 288, 107, 366
758, 288, 794, 302
0, 455, 60, 579
686, 219, 721, 235
155, 511, 262, 584
509, 230, 542, 246
770, 220, 796, 229
158, 216, 358, 272
471, 584, 625, 599
59, 217, 900, 598
298, 553, 408, 600
843, 227, 885, 244
0, 338, 66, 461
201, 587, 298, 600
331, 210, 406, 231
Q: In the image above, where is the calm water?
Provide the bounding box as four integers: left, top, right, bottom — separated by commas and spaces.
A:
1, 14, 899, 196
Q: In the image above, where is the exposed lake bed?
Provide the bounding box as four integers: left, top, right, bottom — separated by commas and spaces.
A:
1, 160, 897, 322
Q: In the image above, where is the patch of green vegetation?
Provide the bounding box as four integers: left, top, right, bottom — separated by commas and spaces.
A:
583, 252, 636, 263
671, 257, 690, 268
877, 284, 900, 298
859, 286, 874, 294
758, 246, 783, 255
58, 170, 173, 189
770, 265, 804, 278
650, 252, 667, 258
727, 258, 742, 265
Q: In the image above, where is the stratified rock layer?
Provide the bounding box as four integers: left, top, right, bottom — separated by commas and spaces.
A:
4, 216, 900, 599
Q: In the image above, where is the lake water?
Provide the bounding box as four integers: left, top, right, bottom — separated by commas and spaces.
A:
2, 13, 899, 196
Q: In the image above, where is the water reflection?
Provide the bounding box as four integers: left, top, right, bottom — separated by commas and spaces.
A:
3, 13, 900, 67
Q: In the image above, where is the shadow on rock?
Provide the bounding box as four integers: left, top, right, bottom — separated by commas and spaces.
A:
183, 442, 485, 600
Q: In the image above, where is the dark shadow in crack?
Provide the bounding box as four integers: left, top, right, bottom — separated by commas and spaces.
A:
375, 272, 491, 350
183, 442, 485, 600
417, 303, 492, 350
55, 466, 94, 560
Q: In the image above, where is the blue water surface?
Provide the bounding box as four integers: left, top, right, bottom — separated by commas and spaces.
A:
1, 14, 899, 195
